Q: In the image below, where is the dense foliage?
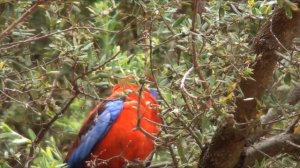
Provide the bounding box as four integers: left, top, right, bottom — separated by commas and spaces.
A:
0, 0, 299, 167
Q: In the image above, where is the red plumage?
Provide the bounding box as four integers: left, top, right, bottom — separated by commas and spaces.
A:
65, 80, 161, 168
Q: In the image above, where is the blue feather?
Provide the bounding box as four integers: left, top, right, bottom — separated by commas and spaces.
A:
149, 89, 159, 100
67, 100, 124, 168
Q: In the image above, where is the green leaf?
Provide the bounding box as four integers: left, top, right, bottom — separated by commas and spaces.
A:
248, 0, 255, 9
284, 4, 293, 19
12, 138, 31, 145
172, 15, 186, 28
0, 61, 5, 70
81, 42, 93, 51
28, 128, 36, 140
284, 73, 291, 84
219, 6, 225, 18
0, 122, 13, 132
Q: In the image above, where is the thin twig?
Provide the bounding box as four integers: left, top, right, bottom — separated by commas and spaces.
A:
248, 144, 284, 167
286, 116, 300, 133
269, 14, 289, 53
174, 112, 202, 148
0, 26, 117, 50
135, 82, 159, 140
148, 162, 173, 168
180, 66, 197, 98
236, 110, 300, 127
135, 82, 145, 130
148, 19, 172, 110
181, 92, 196, 115
6, 57, 59, 78
75, 50, 121, 81
0, 90, 39, 114
0, 0, 50, 40
148, 18, 179, 167
24, 92, 78, 168
191, 0, 209, 92
144, 117, 184, 129
190, 0, 215, 112
167, 145, 179, 168
159, 11, 176, 35
285, 140, 300, 150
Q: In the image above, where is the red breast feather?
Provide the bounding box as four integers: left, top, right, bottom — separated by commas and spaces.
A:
66, 82, 161, 168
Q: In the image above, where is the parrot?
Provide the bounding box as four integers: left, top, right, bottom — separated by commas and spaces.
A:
65, 80, 161, 168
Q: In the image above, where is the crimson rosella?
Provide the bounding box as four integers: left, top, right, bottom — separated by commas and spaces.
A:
65, 80, 161, 168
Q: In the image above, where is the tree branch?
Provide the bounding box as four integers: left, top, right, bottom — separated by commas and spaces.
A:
22, 91, 79, 168
0, 0, 51, 40
244, 133, 300, 167
0, 26, 117, 51
200, 5, 300, 168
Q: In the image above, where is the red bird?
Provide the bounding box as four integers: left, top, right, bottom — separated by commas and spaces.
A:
65, 80, 161, 168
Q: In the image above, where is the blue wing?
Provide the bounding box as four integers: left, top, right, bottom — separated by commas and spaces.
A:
67, 99, 124, 168
149, 89, 159, 100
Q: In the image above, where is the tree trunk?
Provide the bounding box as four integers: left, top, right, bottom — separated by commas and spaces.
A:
200, 5, 300, 168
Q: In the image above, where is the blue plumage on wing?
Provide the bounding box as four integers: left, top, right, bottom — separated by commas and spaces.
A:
67, 100, 124, 168
149, 89, 159, 100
